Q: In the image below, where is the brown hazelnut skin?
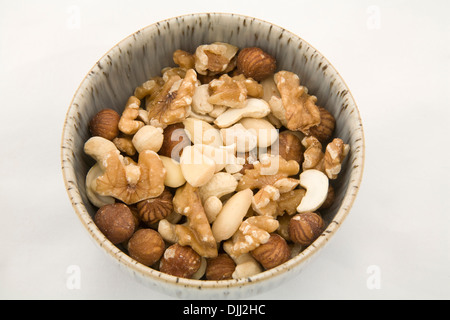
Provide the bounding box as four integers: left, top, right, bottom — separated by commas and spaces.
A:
205, 253, 236, 280
251, 233, 291, 270
308, 107, 335, 143
288, 212, 324, 246
127, 229, 165, 267
158, 123, 191, 161
89, 109, 121, 141
159, 243, 201, 279
94, 203, 136, 244
272, 131, 304, 163
319, 185, 335, 210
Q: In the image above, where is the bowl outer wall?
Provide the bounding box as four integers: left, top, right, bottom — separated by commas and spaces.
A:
61, 12, 365, 299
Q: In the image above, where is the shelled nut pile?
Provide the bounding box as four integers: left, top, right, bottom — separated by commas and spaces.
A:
84, 42, 349, 280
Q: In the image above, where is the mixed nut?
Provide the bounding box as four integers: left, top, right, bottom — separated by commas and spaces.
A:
84, 42, 349, 280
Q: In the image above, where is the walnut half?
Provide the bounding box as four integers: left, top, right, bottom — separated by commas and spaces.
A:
146, 69, 197, 127
273, 71, 321, 134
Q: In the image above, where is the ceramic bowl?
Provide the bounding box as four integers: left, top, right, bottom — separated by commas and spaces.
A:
61, 13, 364, 299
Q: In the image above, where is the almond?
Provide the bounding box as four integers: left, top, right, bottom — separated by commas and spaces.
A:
237, 47, 276, 81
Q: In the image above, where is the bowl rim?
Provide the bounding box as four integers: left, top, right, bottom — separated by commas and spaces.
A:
61, 12, 365, 293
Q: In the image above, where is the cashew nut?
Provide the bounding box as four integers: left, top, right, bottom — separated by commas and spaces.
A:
198, 172, 238, 202
238, 117, 279, 148
183, 118, 223, 148
193, 143, 237, 172
85, 163, 115, 208
83, 136, 118, 170
214, 98, 271, 128
220, 123, 258, 153
296, 169, 329, 213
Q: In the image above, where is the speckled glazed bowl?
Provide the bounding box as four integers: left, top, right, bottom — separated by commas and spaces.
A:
61, 13, 364, 299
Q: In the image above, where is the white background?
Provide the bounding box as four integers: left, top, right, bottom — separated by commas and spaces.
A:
1, 0, 449, 300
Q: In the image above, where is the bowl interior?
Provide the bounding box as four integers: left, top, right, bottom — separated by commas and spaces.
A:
61, 13, 364, 298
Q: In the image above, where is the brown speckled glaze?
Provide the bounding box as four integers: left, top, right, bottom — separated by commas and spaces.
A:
61, 13, 365, 299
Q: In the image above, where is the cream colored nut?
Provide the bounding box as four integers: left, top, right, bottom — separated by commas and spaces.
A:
268, 95, 287, 126
220, 123, 257, 153
198, 172, 238, 202
183, 118, 223, 148
193, 143, 237, 172
297, 169, 329, 213
261, 77, 280, 103
83, 136, 118, 170
203, 196, 223, 223
211, 188, 253, 242
192, 84, 214, 115
137, 108, 150, 124
230, 253, 263, 279
187, 109, 215, 123
214, 98, 270, 128
179, 145, 216, 187
159, 156, 186, 188
131, 125, 164, 153
225, 163, 243, 174
208, 105, 227, 118
85, 163, 115, 208
238, 117, 278, 148
192, 257, 207, 280
157, 219, 178, 244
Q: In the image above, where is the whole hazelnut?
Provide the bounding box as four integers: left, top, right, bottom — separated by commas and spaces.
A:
159, 243, 201, 278
158, 123, 191, 161
89, 109, 121, 140
273, 131, 304, 163
237, 47, 277, 81
251, 233, 291, 270
319, 185, 335, 210
308, 107, 336, 143
136, 189, 173, 226
94, 203, 136, 244
288, 212, 324, 246
205, 253, 236, 280
127, 229, 165, 266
